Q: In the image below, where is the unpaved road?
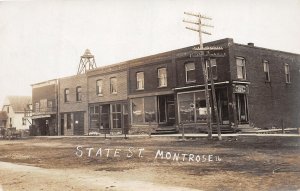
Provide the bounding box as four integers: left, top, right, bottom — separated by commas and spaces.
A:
0, 136, 300, 191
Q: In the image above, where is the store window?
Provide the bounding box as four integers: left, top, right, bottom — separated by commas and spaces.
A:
144, 97, 156, 122
178, 93, 194, 123
178, 91, 209, 124
236, 57, 246, 79
111, 104, 122, 128
158, 68, 167, 87
131, 97, 157, 124
195, 91, 208, 123
89, 105, 99, 129
132, 98, 143, 124
136, 72, 144, 90
185, 62, 196, 82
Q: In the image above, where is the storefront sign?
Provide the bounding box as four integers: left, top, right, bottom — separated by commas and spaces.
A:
233, 85, 248, 94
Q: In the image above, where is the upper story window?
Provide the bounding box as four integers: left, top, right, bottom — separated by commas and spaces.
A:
136, 72, 144, 90
284, 63, 291, 83
205, 59, 217, 80
64, 88, 70, 102
185, 62, 196, 83
236, 57, 246, 80
47, 100, 53, 108
96, 80, 103, 96
7, 106, 9, 113
263, 60, 270, 82
35, 102, 40, 112
158, 68, 167, 87
76, 86, 82, 101
110, 77, 117, 94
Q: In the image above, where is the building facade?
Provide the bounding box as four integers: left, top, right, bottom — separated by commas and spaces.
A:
127, 38, 300, 132
31, 79, 58, 136
86, 63, 129, 134
31, 38, 300, 135
58, 74, 88, 136
2, 96, 32, 130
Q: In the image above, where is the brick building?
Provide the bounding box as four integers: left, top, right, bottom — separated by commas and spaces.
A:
58, 74, 88, 135
86, 63, 129, 134
127, 38, 300, 133
31, 38, 300, 135
31, 79, 58, 136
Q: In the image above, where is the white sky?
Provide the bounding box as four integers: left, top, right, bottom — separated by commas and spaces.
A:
0, 0, 300, 108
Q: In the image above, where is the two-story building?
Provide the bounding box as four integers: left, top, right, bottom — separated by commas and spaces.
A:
86, 63, 129, 134
127, 38, 300, 133
58, 74, 88, 136
2, 96, 32, 130
31, 38, 300, 135
31, 79, 58, 136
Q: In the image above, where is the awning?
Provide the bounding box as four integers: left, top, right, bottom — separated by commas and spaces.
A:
31, 114, 51, 119
173, 81, 229, 91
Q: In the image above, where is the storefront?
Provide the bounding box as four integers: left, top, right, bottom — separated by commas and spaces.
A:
232, 83, 249, 125
130, 94, 175, 125
89, 102, 128, 134
176, 86, 230, 128
31, 114, 57, 136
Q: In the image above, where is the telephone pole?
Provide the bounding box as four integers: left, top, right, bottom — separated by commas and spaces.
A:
183, 12, 222, 140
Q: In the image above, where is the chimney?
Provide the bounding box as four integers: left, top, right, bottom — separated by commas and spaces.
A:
247, 42, 254, 46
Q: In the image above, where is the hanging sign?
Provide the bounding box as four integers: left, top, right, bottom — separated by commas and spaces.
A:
233, 85, 249, 94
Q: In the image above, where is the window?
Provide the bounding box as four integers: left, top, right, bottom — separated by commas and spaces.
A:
284, 64, 291, 83
236, 57, 246, 79
263, 60, 270, 82
35, 102, 40, 112
22, 118, 26, 125
47, 100, 53, 112
185, 62, 196, 82
131, 97, 157, 124
64, 89, 70, 102
110, 77, 117, 94
178, 91, 210, 123
76, 86, 82, 101
89, 105, 99, 129
136, 72, 144, 90
158, 68, 167, 87
205, 59, 217, 80
111, 104, 122, 129
96, 80, 103, 95
7, 106, 9, 113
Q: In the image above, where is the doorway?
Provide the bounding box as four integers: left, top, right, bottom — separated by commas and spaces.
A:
158, 95, 175, 125
235, 93, 249, 124
60, 115, 64, 135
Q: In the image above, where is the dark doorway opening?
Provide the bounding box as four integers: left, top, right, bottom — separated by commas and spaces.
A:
158, 95, 175, 126
235, 93, 249, 124
60, 115, 64, 135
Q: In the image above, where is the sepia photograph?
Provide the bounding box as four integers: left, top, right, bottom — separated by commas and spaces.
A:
0, 0, 300, 190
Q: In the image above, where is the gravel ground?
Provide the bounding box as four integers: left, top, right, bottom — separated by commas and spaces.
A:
0, 135, 299, 191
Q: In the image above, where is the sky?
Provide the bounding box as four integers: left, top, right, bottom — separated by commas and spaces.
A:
0, 0, 300, 108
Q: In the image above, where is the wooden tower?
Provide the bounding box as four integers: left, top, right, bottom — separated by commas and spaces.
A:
77, 49, 97, 74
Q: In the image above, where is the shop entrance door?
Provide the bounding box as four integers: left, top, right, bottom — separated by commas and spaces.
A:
158, 95, 175, 125
235, 94, 249, 124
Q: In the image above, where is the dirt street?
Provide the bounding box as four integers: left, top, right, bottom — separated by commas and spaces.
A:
0, 135, 299, 191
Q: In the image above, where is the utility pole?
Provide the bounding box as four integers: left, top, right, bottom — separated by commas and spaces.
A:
183, 12, 222, 140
